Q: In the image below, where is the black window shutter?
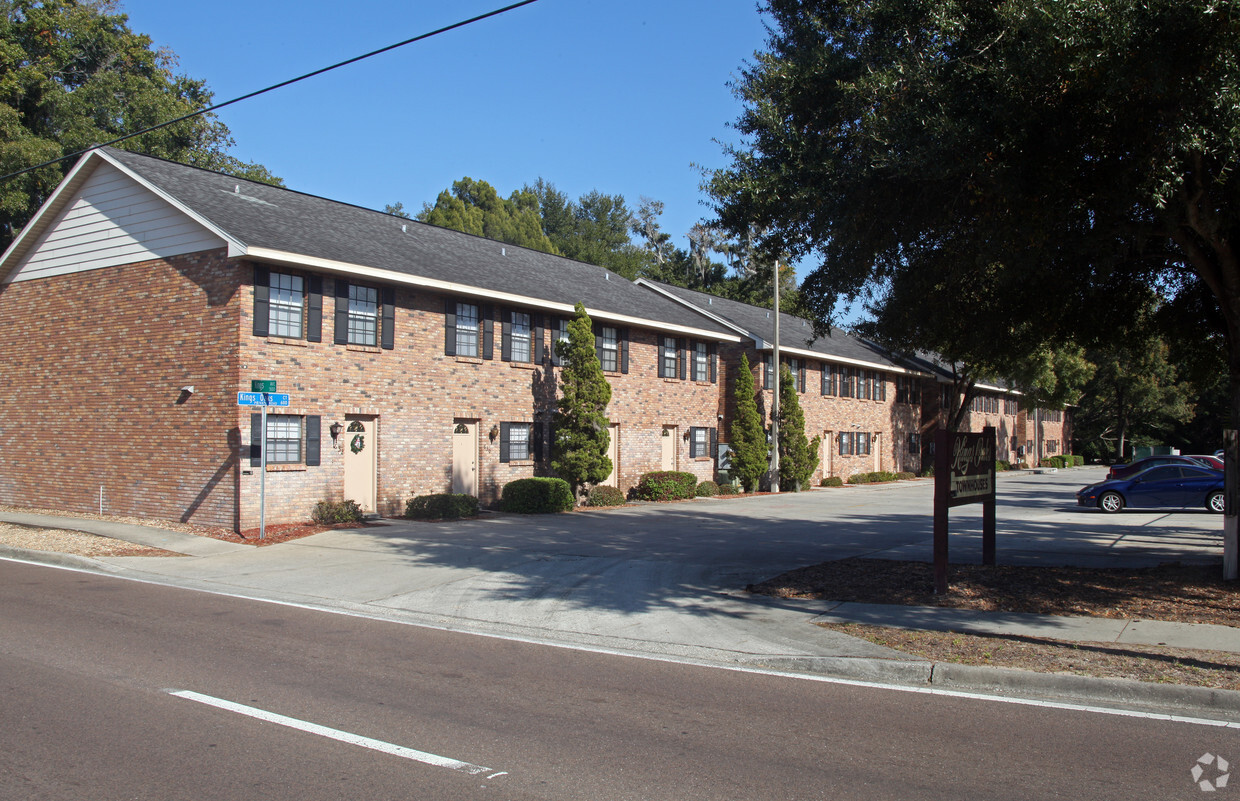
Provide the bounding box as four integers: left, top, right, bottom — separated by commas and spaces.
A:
482, 306, 494, 360
709, 344, 717, 383
381, 287, 395, 350
764, 357, 771, 390
679, 339, 688, 380
250, 412, 263, 466
710, 427, 718, 459
689, 426, 700, 458
499, 422, 511, 463
620, 328, 629, 374
532, 420, 545, 463
534, 318, 545, 364
252, 266, 270, 337
307, 275, 322, 342
305, 415, 321, 466
334, 279, 349, 345
551, 319, 563, 366
879, 373, 887, 401
821, 363, 828, 395
501, 310, 512, 362
799, 364, 806, 393
444, 298, 456, 356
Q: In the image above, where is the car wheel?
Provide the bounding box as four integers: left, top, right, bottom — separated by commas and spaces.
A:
1208, 491, 1225, 514
1098, 491, 1124, 513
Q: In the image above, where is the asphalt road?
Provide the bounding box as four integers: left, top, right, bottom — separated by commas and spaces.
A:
2, 560, 1235, 800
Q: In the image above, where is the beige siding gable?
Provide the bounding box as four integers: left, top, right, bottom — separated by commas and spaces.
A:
8, 161, 225, 282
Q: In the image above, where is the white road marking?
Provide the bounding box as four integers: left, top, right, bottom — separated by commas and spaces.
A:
168, 690, 495, 775
9, 557, 1238, 731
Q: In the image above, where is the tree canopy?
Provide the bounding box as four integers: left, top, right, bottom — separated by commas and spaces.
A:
0, 0, 280, 248
711, 0, 1240, 424
417, 177, 558, 254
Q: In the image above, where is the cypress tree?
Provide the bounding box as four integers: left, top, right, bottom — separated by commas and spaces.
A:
729, 353, 768, 492
552, 302, 613, 498
776, 363, 820, 491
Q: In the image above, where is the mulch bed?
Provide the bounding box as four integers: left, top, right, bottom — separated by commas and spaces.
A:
748, 558, 1240, 627
205, 520, 380, 546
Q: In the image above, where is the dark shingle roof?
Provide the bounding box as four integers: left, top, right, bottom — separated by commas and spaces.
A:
642, 281, 907, 369
102, 148, 732, 337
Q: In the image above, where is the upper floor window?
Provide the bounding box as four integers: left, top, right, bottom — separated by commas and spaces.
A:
456, 302, 479, 357
822, 364, 838, 396
693, 342, 709, 382
348, 284, 378, 346
510, 311, 532, 363
598, 326, 619, 372
269, 272, 304, 338
840, 367, 855, 398
660, 336, 678, 378
896, 375, 915, 404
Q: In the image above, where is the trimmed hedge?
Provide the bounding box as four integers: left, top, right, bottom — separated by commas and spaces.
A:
312, 498, 364, 524
895, 471, 916, 481
820, 476, 844, 487
717, 482, 740, 495
633, 471, 698, 501
848, 470, 901, 484
405, 493, 479, 520
586, 484, 627, 507
695, 480, 720, 497
1072, 454, 1084, 466
501, 477, 574, 514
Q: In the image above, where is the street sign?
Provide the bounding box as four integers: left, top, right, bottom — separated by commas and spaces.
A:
251, 379, 277, 392
237, 392, 291, 407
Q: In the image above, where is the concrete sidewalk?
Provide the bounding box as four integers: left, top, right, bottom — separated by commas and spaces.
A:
2, 485, 1238, 720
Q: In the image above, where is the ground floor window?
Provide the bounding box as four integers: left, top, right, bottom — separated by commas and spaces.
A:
500, 422, 532, 462
839, 430, 871, 456
266, 415, 302, 464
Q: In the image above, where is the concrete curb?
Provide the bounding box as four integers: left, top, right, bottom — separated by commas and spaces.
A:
929, 661, 1240, 716
0, 544, 119, 573
739, 656, 933, 685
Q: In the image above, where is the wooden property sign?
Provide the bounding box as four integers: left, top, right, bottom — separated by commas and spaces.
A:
933, 427, 997, 593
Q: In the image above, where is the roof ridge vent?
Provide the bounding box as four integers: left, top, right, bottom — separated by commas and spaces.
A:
605, 273, 609, 280
502, 247, 506, 256
234, 185, 239, 193
401, 224, 407, 233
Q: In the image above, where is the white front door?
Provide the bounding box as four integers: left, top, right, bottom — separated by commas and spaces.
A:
451, 420, 478, 495
602, 423, 620, 487
342, 417, 377, 513
823, 430, 833, 478
660, 426, 677, 471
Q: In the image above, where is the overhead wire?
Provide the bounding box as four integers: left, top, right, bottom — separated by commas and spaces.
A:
0, 0, 540, 183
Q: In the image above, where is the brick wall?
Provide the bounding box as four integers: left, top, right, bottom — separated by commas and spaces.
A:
0, 252, 241, 527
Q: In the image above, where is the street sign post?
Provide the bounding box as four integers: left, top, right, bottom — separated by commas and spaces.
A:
933, 426, 997, 594
237, 386, 293, 540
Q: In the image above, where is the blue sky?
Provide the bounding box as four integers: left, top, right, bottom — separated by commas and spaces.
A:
116, 0, 785, 274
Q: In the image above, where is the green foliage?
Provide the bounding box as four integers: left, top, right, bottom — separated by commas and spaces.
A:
1073, 455, 1085, 467
417, 177, 559, 254
716, 482, 740, 495
711, 0, 1240, 428
729, 353, 768, 491
551, 303, 612, 496
996, 460, 1011, 472
695, 480, 720, 497
0, 0, 280, 249
819, 476, 844, 488
632, 471, 697, 501
525, 179, 651, 279
775, 363, 820, 491
311, 499, 364, 524
848, 471, 900, 485
500, 477, 574, 514
585, 485, 627, 507
405, 493, 479, 520
895, 472, 916, 481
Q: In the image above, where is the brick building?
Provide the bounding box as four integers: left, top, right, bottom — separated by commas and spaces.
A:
0, 148, 1070, 531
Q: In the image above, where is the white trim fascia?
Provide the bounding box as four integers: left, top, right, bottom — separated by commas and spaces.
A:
752, 340, 926, 375
244, 247, 743, 343
634, 278, 754, 339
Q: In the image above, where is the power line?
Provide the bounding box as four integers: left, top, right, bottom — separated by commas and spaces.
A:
0, 0, 540, 183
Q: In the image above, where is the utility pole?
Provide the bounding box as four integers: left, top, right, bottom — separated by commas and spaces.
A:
770, 259, 781, 493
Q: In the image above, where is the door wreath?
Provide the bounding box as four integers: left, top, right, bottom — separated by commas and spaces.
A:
350, 433, 365, 454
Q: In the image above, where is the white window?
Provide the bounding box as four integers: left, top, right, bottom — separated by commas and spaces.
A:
269, 272, 304, 338
511, 311, 531, 363
661, 336, 678, 378
456, 302, 479, 357
348, 284, 378, 346
690, 427, 709, 458
599, 326, 618, 372
502, 422, 531, 461
693, 342, 708, 382
266, 415, 302, 464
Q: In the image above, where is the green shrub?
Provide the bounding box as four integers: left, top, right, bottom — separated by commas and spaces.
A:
820, 476, 844, 487
995, 460, 1010, 472
849, 471, 900, 484
501, 478, 574, 513
920, 467, 935, 477
695, 480, 720, 497
896, 471, 916, 480
586, 484, 627, 507
311, 498, 364, 524
1072, 454, 1084, 466
717, 482, 740, 495
405, 493, 479, 520
633, 471, 698, 501
847, 473, 872, 484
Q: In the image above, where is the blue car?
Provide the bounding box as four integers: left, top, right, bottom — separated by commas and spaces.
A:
1077, 463, 1224, 513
